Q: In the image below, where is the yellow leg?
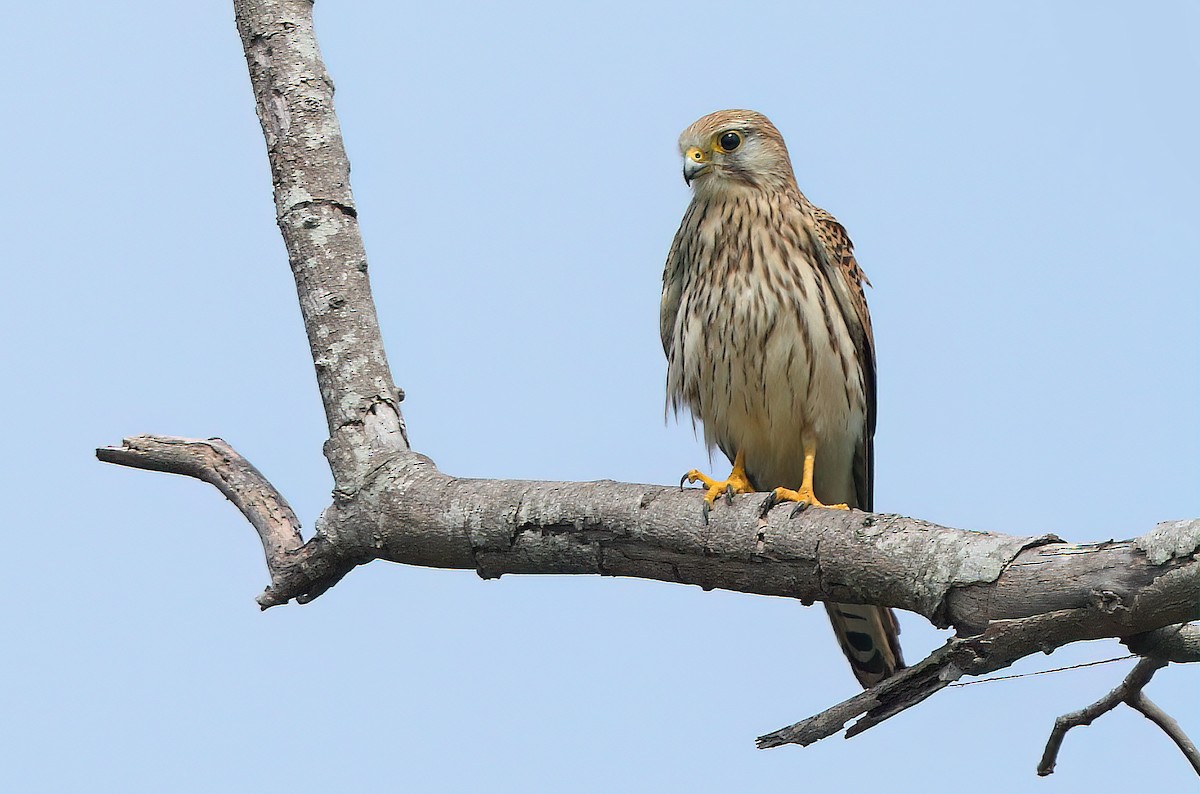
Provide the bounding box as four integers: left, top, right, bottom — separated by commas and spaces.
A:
767, 433, 848, 513
682, 450, 756, 521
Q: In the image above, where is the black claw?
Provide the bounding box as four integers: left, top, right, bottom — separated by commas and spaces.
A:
758, 492, 778, 518
724, 484, 735, 505
789, 501, 810, 518
701, 501, 711, 525
679, 474, 689, 491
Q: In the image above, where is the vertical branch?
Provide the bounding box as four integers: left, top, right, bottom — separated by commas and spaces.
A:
233, 0, 408, 493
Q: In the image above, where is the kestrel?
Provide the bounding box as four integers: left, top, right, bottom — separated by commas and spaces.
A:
661, 109, 903, 687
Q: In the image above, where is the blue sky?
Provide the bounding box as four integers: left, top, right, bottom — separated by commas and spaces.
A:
3, 2, 1197, 791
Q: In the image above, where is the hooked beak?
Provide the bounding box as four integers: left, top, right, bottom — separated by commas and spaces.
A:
683, 146, 710, 186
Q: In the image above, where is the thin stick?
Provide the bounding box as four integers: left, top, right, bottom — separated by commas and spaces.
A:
1037, 657, 1172, 776
97, 435, 302, 576
1127, 691, 1200, 775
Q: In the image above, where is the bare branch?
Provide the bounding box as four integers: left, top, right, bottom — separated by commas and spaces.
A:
97, 431, 1200, 653
1037, 656, 1199, 777
97, 435, 364, 605
1125, 623, 1200, 664
1038, 657, 1161, 775
757, 637, 961, 748
1127, 691, 1200, 776
233, 0, 407, 491
96, 435, 303, 582
756, 613, 1200, 748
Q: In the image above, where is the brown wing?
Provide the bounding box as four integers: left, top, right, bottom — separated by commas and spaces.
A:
811, 206, 876, 512
660, 203, 696, 357
811, 206, 902, 684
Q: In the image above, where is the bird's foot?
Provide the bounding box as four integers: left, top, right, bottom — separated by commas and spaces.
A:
759, 486, 849, 518
680, 464, 755, 524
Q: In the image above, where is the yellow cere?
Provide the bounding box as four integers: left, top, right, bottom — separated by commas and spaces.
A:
685, 146, 708, 163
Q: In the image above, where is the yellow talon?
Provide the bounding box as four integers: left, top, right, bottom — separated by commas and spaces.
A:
683, 450, 756, 509
762, 432, 848, 515
769, 485, 848, 511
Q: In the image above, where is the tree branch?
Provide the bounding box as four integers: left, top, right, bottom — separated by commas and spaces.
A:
756, 636, 962, 749
1126, 691, 1200, 776
1125, 622, 1200, 663
1037, 655, 1199, 777
93, 430, 1200, 751
98, 432, 1200, 644
96, 0, 1199, 770
96, 435, 302, 582
233, 0, 408, 492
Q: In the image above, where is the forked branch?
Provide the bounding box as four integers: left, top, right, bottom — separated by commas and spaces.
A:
1037, 655, 1200, 776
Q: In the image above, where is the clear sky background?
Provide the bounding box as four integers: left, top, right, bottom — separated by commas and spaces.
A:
3, 2, 1197, 791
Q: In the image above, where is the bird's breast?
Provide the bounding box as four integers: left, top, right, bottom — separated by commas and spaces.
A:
663, 196, 867, 490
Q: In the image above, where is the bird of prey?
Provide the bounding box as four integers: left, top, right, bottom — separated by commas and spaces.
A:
660, 109, 903, 687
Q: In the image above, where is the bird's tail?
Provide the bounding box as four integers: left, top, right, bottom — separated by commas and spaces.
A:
824, 602, 904, 688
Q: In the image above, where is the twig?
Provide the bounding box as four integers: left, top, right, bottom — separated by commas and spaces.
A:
1127, 691, 1200, 775
757, 639, 963, 748
96, 435, 359, 606
1036, 656, 1198, 776
758, 612, 1200, 751
97, 435, 302, 575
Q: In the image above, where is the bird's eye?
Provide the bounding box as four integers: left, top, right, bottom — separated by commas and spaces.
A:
717, 131, 742, 152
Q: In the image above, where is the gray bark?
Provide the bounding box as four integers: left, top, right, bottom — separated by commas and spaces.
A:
1036, 656, 1200, 777
98, 433, 1200, 657
95, 0, 1198, 766
234, 0, 408, 493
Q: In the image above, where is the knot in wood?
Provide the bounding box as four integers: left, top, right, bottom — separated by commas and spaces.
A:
1090, 589, 1126, 614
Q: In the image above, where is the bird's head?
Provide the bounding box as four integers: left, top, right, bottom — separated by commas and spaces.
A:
678, 109, 796, 197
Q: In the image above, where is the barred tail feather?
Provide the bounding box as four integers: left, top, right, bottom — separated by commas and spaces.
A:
824, 602, 904, 687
